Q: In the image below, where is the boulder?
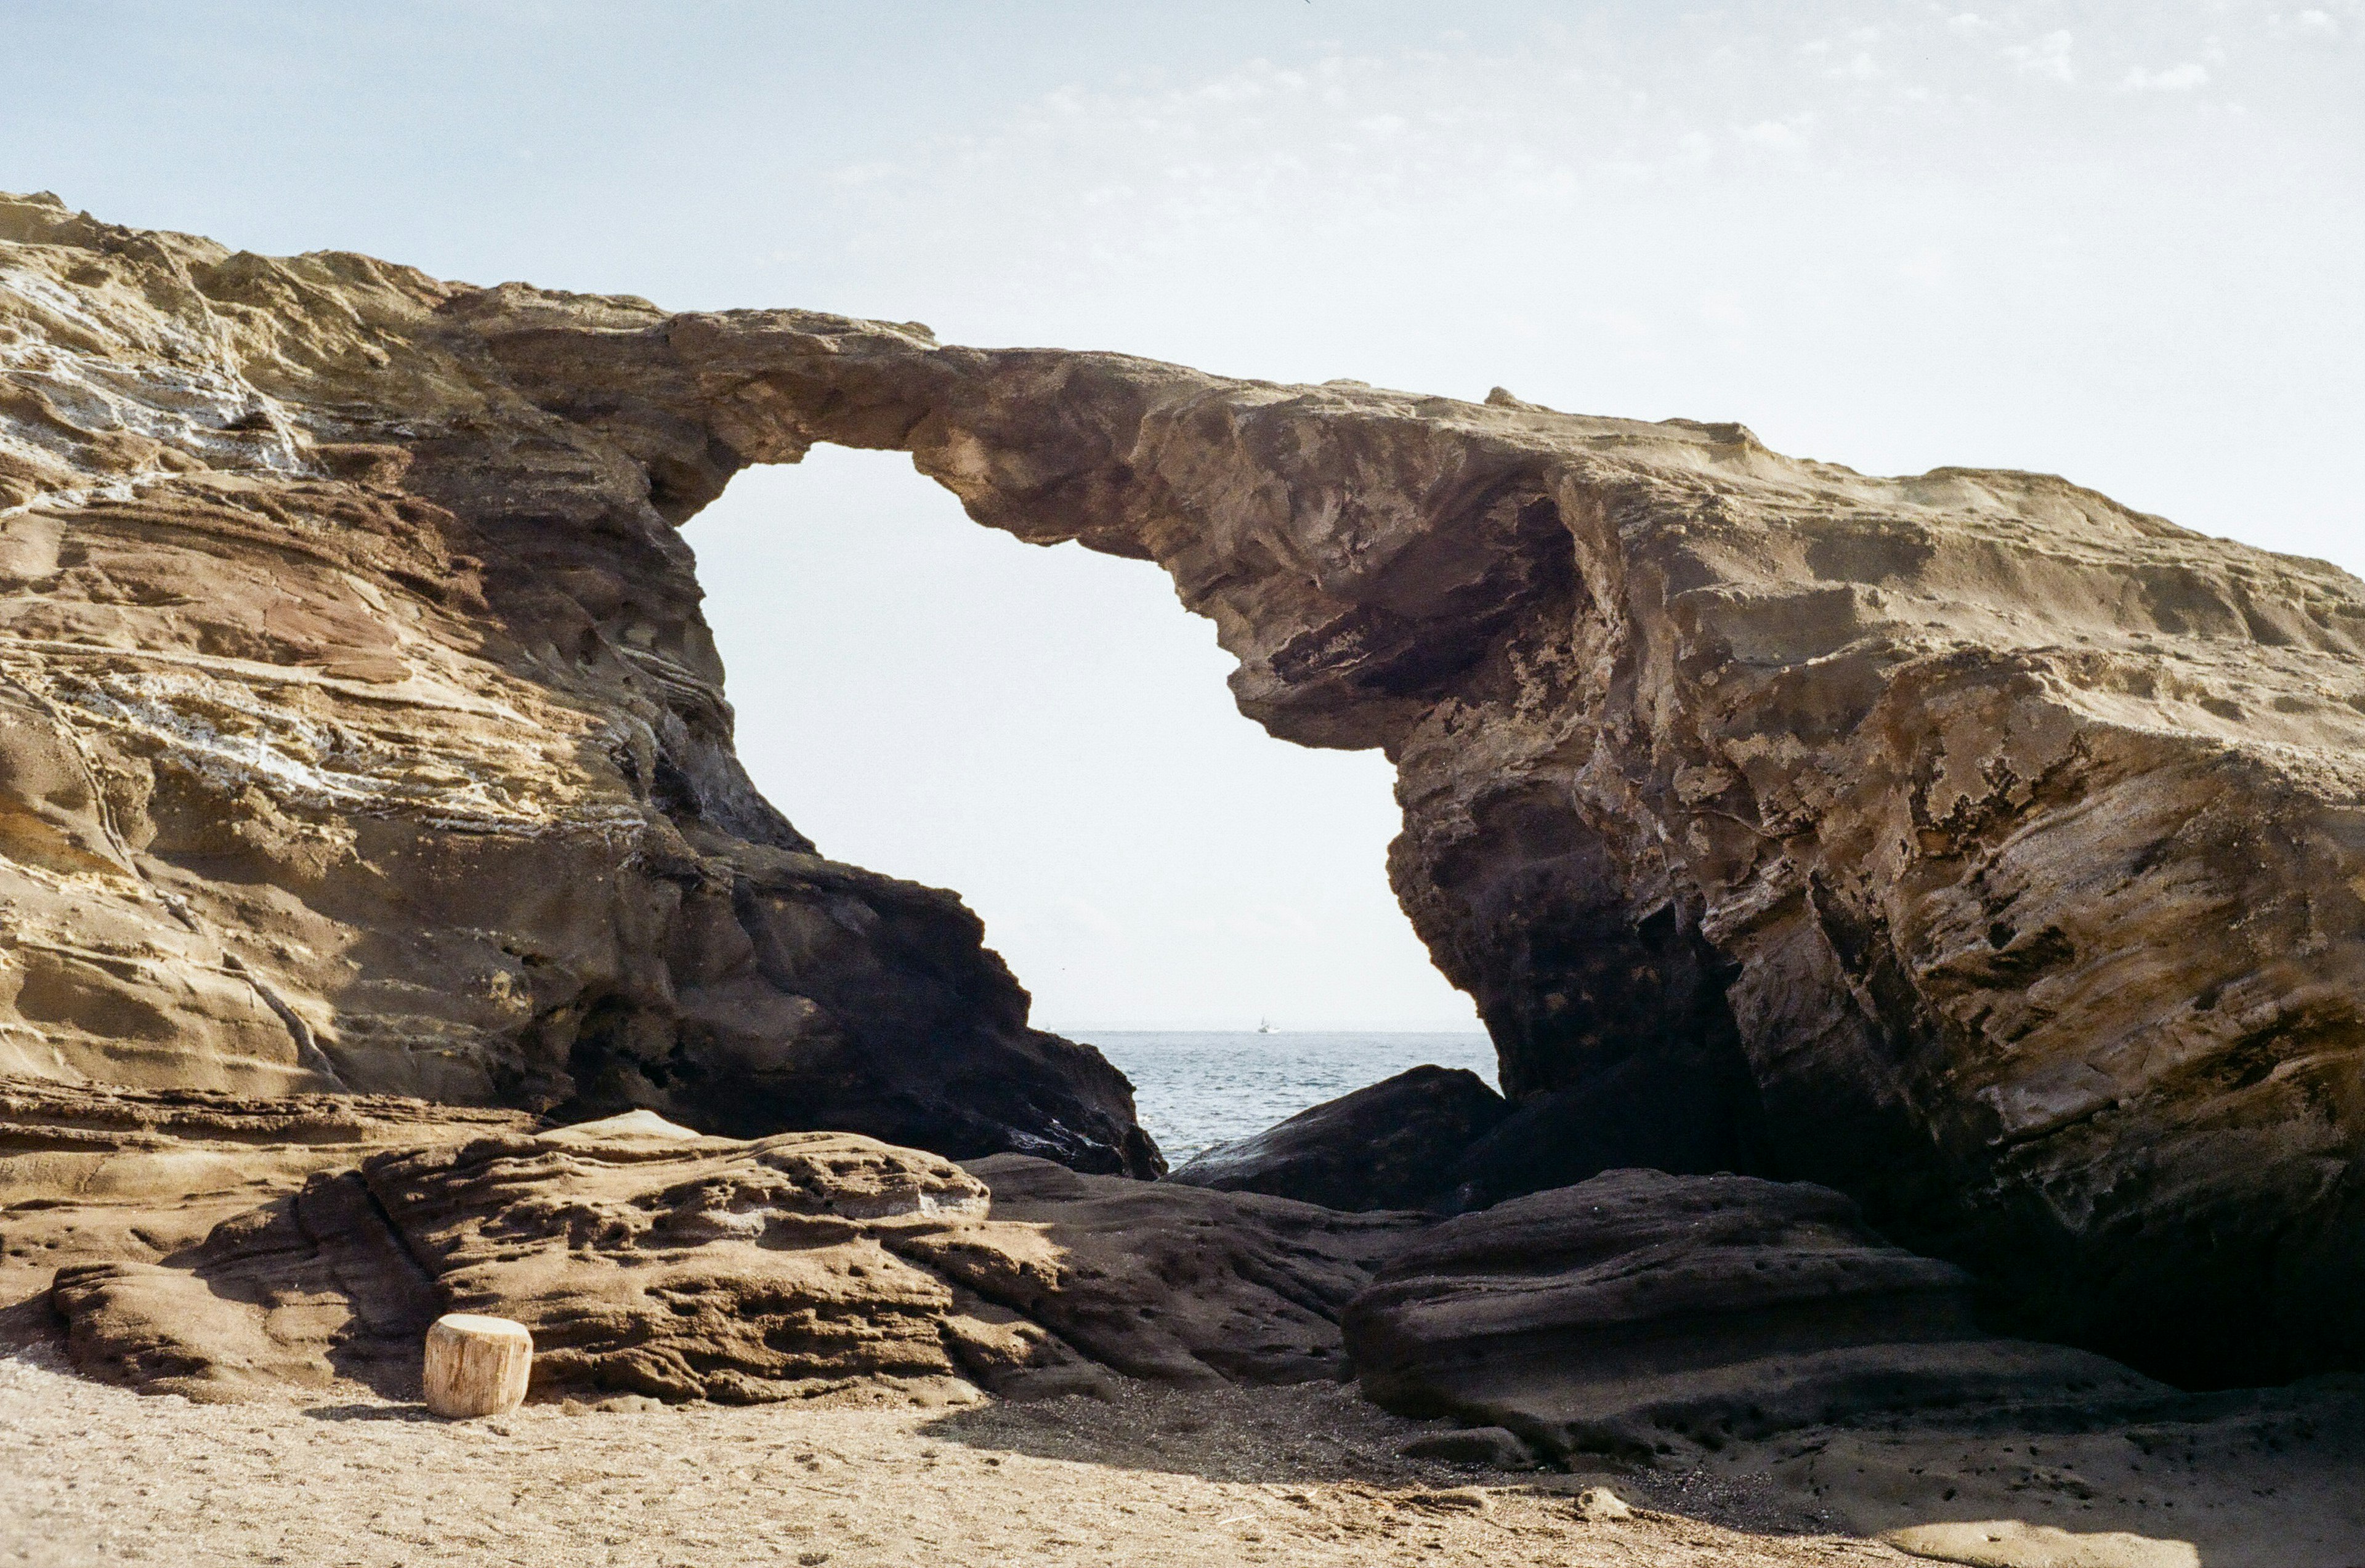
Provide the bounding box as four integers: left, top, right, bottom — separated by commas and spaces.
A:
1341, 1170, 2169, 1461
1166, 1065, 1510, 1211
1397, 1425, 1538, 1468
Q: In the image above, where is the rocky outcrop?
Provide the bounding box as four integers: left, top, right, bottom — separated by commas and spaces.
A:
6, 192, 2363, 1380
1341, 1170, 2168, 1460
19, 1085, 1420, 1404
458, 288, 2365, 1384
0, 192, 1154, 1176
928, 1152, 1425, 1386
1167, 1065, 1510, 1211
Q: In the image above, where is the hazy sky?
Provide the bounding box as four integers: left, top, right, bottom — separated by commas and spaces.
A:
6, 2, 2359, 1028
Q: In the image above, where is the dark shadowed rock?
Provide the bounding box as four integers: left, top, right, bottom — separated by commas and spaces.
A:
1397, 1425, 1540, 1468
1342, 1170, 2168, 1461
1167, 1065, 1511, 1211
1442, 1046, 1771, 1211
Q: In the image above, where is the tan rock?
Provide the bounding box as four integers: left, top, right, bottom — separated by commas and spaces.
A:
0, 190, 1157, 1179
25, 1085, 1420, 1406
5, 190, 2364, 1381
422, 1313, 532, 1418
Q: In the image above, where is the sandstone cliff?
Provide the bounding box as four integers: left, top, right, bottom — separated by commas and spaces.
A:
4, 193, 2361, 1383
0, 192, 1155, 1177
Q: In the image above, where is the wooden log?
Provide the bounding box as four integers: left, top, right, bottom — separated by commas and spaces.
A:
423, 1312, 533, 1418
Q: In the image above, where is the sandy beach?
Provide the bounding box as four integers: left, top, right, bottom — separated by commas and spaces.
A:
8, 1311, 2363, 1568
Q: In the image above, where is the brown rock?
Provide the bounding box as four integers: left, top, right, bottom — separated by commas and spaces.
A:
7, 191, 2365, 1379
0, 190, 1155, 1178
1341, 1170, 2169, 1460
28, 1091, 1421, 1405
920, 1152, 1428, 1386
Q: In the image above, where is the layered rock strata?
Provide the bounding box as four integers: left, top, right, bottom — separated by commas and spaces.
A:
0, 192, 1154, 1176
1341, 1169, 2169, 1460
5, 193, 2364, 1379
18, 1085, 1419, 1404
463, 293, 2365, 1383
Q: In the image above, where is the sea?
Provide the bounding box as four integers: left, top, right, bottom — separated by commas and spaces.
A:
1072, 1030, 1498, 1166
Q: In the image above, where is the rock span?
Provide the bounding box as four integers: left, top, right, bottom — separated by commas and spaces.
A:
4, 193, 2363, 1381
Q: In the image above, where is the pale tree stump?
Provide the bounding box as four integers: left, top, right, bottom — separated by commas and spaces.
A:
423, 1313, 533, 1418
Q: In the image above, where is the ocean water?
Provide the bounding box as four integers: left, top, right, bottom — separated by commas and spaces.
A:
1074, 1030, 1498, 1166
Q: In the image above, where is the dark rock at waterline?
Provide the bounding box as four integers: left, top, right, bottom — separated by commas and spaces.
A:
1341, 1169, 2169, 1461
1166, 1065, 1511, 1211
1442, 1046, 1771, 1212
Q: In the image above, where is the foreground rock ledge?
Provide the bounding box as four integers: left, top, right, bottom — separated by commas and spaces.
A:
24, 1093, 1420, 1405
4, 192, 2363, 1380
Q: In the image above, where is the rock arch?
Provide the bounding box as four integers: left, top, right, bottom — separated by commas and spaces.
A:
2, 192, 2361, 1383
459, 289, 2365, 1384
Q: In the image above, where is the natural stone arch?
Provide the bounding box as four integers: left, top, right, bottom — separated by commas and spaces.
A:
458, 289, 2365, 1384
2, 188, 2361, 1386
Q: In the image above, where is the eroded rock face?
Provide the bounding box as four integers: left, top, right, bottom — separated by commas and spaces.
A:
5, 193, 2363, 1380
1341, 1170, 2169, 1460
0, 192, 1154, 1177
20, 1088, 1421, 1404
459, 292, 2365, 1383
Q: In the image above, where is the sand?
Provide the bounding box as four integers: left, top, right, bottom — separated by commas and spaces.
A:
11, 1320, 2360, 1568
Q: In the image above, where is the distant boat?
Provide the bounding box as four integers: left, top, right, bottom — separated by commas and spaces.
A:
1255, 1017, 1276, 1034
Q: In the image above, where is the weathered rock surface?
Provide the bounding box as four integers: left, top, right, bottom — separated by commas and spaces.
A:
926, 1152, 1426, 1386
20, 1086, 1420, 1404
1341, 1170, 2168, 1460
439, 258, 2365, 1381
6, 192, 2364, 1379
4, 1078, 532, 1397
0, 192, 1154, 1176
1167, 1065, 1510, 1211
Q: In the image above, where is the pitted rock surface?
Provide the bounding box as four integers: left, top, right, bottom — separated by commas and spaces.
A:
0, 191, 1154, 1178
20, 1093, 1420, 1405
4, 192, 2364, 1378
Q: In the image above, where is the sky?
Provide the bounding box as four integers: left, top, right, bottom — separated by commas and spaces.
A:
4, 1, 2359, 1029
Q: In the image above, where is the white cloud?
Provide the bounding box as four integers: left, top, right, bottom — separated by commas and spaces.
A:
2120, 62, 2210, 90
2005, 30, 2077, 83
1949, 12, 1988, 35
